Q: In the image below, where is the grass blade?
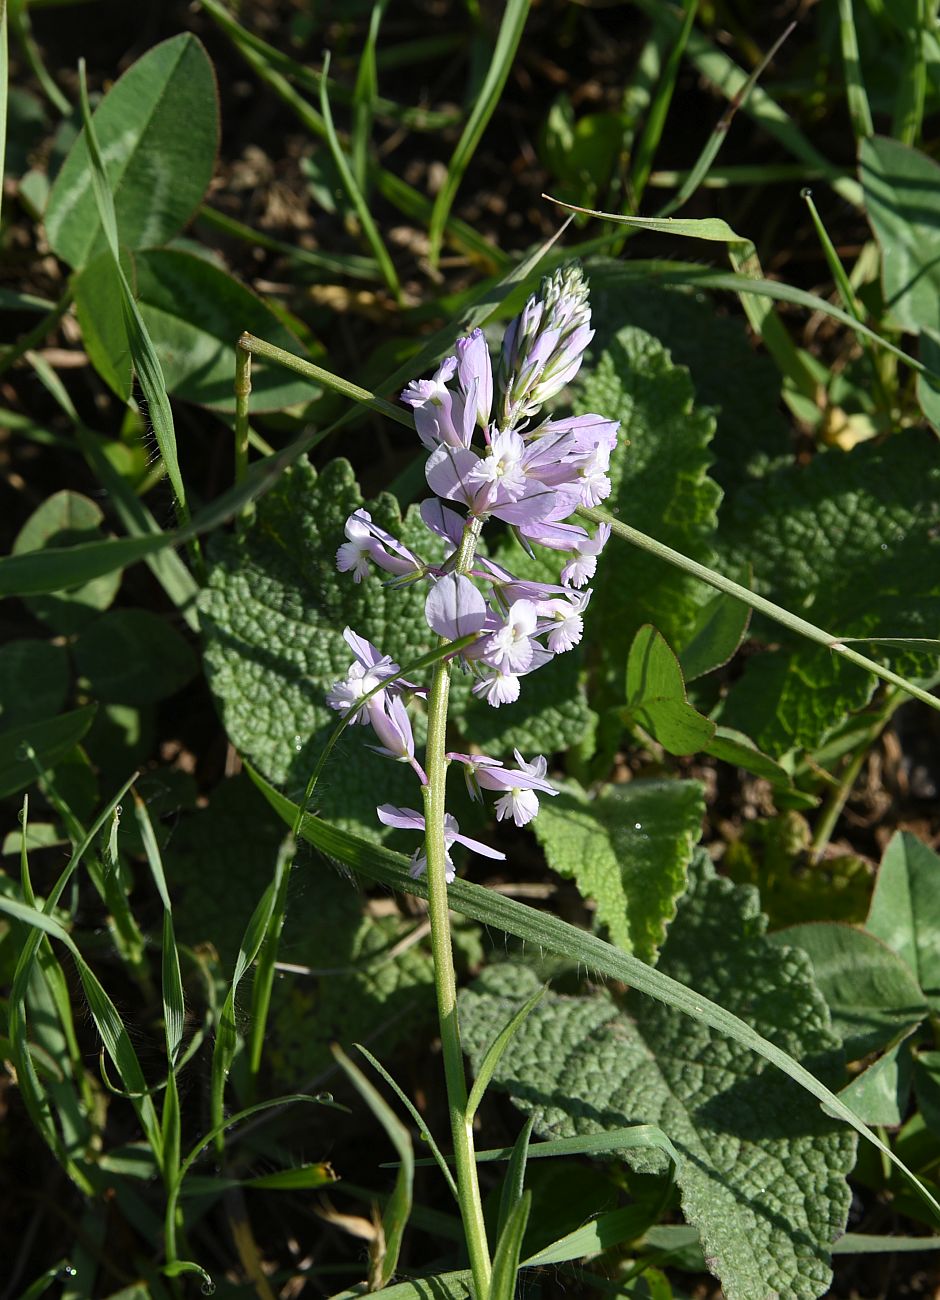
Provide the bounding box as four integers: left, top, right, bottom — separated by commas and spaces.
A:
352, 0, 387, 188
629, 0, 699, 205
249, 766, 940, 1223
355, 1044, 459, 1201
333, 1045, 414, 1288
496, 1113, 535, 1242
655, 21, 795, 219
837, 0, 873, 140
77, 62, 188, 523
427, 0, 531, 268
487, 1189, 530, 1300
465, 985, 544, 1121
578, 503, 940, 718
633, 0, 862, 208
210, 833, 294, 1150
320, 51, 401, 303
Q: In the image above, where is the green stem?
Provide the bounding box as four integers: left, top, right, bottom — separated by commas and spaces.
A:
234, 340, 252, 484
238, 331, 410, 428
422, 516, 491, 1297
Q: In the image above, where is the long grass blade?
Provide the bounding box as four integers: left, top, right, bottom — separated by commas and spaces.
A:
210, 833, 294, 1151
837, 0, 873, 140
355, 1044, 459, 1201
319, 50, 401, 302
632, 0, 862, 208
496, 1114, 535, 1243
333, 1045, 414, 1288
352, 0, 387, 188
249, 766, 940, 1223
77, 62, 189, 523
487, 1190, 530, 1300
427, 0, 531, 267
629, 0, 699, 206
578, 503, 940, 718
465, 986, 544, 1122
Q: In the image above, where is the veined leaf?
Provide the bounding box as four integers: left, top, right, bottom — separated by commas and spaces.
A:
459, 859, 856, 1300
45, 34, 219, 269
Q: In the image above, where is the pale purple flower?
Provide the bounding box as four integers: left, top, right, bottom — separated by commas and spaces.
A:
425, 573, 488, 640
456, 328, 493, 430
401, 356, 474, 450
465, 430, 527, 506
368, 693, 414, 756
559, 523, 611, 588
336, 509, 422, 583
325, 629, 402, 721
482, 599, 539, 673
447, 749, 556, 827
472, 666, 521, 708
471, 642, 552, 708
539, 589, 591, 653
376, 804, 505, 881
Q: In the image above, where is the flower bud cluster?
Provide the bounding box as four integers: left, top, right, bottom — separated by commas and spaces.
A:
325, 262, 617, 878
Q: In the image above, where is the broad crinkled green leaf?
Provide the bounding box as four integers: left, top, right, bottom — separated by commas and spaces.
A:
45, 34, 219, 270
460, 856, 856, 1300
533, 777, 704, 962
575, 325, 722, 691
718, 433, 940, 756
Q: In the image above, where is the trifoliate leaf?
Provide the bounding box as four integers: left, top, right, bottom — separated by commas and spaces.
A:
460, 856, 855, 1300
200, 459, 441, 839
168, 775, 435, 1086
533, 777, 704, 962
575, 326, 722, 692
718, 433, 940, 756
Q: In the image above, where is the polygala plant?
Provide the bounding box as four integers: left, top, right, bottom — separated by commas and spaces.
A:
325, 264, 615, 1291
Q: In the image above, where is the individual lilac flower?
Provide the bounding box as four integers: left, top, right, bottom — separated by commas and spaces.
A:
471, 642, 552, 708
539, 589, 591, 653
472, 666, 521, 708
425, 573, 488, 640
336, 509, 422, 583
376, 804, 505, 881
465, 430, 527, 506
575, 441, 612, 508
456, 328, 493, 430
426, 442, 567, 528
401, 356, 474, 450
498, 263, 594, 427
481, 599, 539, 673
559, 523, 611, 588
447, 750, 556, 827
325, 629, 403, 722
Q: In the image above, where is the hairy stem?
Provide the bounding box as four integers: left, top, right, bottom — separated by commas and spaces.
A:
422, 516, 491, 1295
